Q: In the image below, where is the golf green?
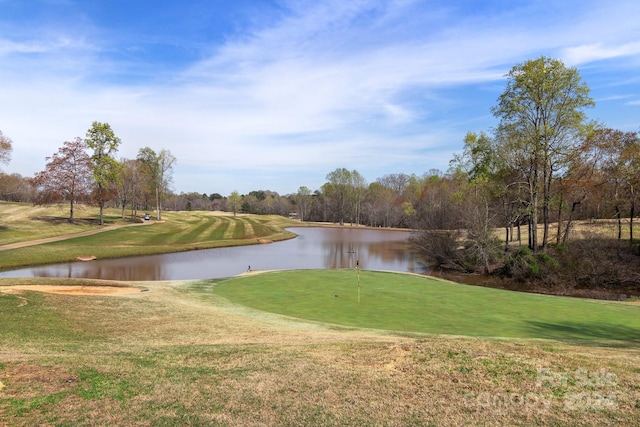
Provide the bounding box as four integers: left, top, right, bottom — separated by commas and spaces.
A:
213, 269, 640, 343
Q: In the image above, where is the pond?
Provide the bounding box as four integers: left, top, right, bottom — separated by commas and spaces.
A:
0, 227, 423, 281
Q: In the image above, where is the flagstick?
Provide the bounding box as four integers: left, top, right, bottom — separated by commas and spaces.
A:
357, 261, 360, 304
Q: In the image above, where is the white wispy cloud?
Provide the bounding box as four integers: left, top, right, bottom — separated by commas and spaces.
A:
563, 42, 640, 65
1, 0, 639, 194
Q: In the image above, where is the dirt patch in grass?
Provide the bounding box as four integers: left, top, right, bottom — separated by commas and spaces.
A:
0, 363, 78, 398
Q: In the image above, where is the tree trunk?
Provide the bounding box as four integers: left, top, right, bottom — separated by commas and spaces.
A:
530, 203, 538, 252
504, 225, 509, 251
530, 165, 539, 251
542, 202, 549, 249
562, 201, 580, 245
155, 185, 161, 221
510, 217, 515, 242
542, 162, 553, 250
69, 199, 74, 223
556, 191, 563, 245
517, 221, 522, 246
630, 201, 634, 246
615, 205, 622, 241
615, 205, 622, 259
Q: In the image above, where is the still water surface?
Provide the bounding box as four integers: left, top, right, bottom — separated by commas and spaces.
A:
0, 227, 421, 281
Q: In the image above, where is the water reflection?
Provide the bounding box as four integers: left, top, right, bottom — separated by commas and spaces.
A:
0, 227, 419, 281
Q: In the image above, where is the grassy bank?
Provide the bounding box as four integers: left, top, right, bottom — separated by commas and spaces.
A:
0, 202, 297, 269
1, 279, 639, 426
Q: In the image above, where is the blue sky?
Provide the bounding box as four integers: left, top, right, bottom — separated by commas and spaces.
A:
1, 0, 639, 196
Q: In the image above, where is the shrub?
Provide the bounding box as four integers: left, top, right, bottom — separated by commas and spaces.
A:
409, 229, 474, 272
498, 247, 560, 281
499, 246, 537, 279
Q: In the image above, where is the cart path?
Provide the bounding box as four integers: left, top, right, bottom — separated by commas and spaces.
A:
0, 221, 153, 251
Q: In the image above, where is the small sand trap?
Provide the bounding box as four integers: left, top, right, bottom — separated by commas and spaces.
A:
0, 285, 144, 296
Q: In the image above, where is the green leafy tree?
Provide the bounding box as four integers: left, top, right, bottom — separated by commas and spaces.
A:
136, 147, 159, 211
351, 170, 367, 225
227, 191, 242, 216
448, 132, 504, 272
325, 168, 351, 224
492, 56, 594, 250
324, 168, 366, 225
85, 121, 122, 225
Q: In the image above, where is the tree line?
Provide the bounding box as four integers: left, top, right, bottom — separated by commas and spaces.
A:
411, 57, 640, 295
0, 122, 176, 225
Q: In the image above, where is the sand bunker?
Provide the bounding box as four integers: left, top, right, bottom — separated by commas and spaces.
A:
0, 285, 144, 296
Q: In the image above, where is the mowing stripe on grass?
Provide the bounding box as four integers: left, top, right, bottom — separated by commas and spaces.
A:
222, 218, 236, 239
244, 218, 271, 238
232, 219, 246, 239
243, 221, 255, 238
222, 218, 247, 239
183, 217, 222, 244
0, 205, 299, 269
199, 217, 223, 241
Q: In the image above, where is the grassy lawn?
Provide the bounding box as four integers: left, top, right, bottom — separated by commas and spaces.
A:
0, 202, 126, 246
0, 203, 297, 269
1, 279, 639, 425
213, 269, 640, 343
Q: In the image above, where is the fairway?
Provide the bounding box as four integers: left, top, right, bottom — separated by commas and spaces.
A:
0, 203, 297, 270
214, 269, 640, 343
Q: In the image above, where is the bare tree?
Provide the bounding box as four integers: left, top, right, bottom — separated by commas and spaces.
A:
0, 173, 35, 202
156, 149, 176, 220
32, 137, 92, 222
0, 130, 12, 168
296, 186, 312, 221
117, 158, 145, 220
137, 147, 176, 220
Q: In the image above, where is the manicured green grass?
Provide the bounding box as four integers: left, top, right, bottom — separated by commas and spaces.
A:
0, 203, 297, 269
213, 270, 640, 343
0, 202, 126, 246
245, 217, 274, 237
